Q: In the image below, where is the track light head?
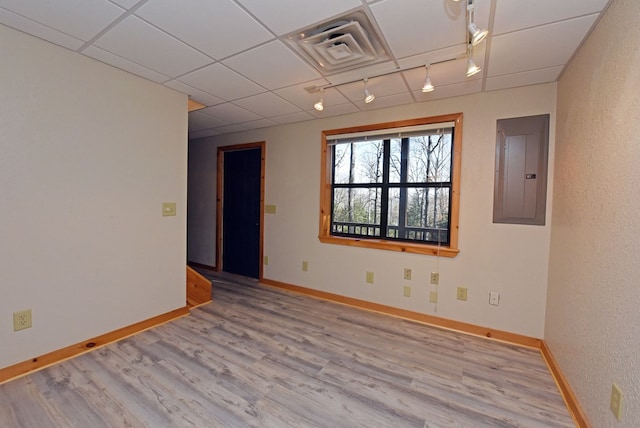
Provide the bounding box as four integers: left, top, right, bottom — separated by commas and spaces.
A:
468, 22, 488, 45
466, 57, 481, 77
314, 89, 324, 111
422, 66, 434, 93
363, 79, 375, 103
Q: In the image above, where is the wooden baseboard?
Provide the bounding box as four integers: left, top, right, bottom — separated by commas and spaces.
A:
540, 340, 590, 427
0, 306, 189, 386
260, 277, 541, 349
186, 265, 212, 308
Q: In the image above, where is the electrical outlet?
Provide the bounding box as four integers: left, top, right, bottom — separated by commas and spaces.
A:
610, 383, 623, 421
430, 272, 439, 285
457, 287, 468, 301
302, 260, 308, 272
366, 271, 374, 284
162, 202, 176, 216
403, 286, 411, 297
404, 268, 412, 280
429, 291, 438, 303
489, 292, 500, 306
13, 309, 32, 331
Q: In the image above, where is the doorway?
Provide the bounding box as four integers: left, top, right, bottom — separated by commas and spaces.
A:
216, 142, 264, 279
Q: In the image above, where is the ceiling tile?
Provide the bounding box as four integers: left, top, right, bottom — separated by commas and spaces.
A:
163, 80, 225, 107
269, 111, 316, 124
199, 103, 262, 123
413, 78, 482, 102
110, 0, 141, 9
82, 45, 170, 83
356, 92, 415, 111
0, 7, 84, 50
188, 111, 228, 132
274, 81, 350, 110
337, 73, 409, 102
236, 0, 361, 35
370, 0, 465, 59
493, 0, 609, 35
488, 15, 598, 77
189, 129, 221, 139
223, 41, 320, 89
0, 0, 124, 41
233, 92, 301, 117
211, 124, 247, 134
485, 66, 563, 92
93, 15, 213, 77
402, 57, 481, 92
308, 102, 359, 119
241, 118, 279, 130
178, 63, 266, 101
135, 0, 273, 60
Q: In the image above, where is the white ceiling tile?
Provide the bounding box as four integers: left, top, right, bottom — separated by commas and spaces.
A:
307, 102, 359, 118
356, 92, 415, 111
485, 66, 563, 92
402, 57, 480, 92
0, 7, 84, 50
337, 73, 409, 102
269, 111, 316, 124
93, 15, 213, 77
233, 92, 301, 117
370, 0, 465, 59
178, 63, 265, 101
236, 0, 361, 35
0, 0, 124, 41
82, 45, 170, 83
413, 78, 482, 102
493, 0, 609, 35
199, 103, 262, 123
110, 0, 142, 9
223, 41, 320, 89
211, 124, 247, 134
189, 129, 221, 139
135, 0, 273, 59
163, 80, 225, 107
188, 111, 227, 132
274, 81, 350, 110
241, 118, 279, 130
488, 15, 598, 77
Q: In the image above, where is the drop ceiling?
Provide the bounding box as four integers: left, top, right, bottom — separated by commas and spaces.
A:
0, 0, 611, 138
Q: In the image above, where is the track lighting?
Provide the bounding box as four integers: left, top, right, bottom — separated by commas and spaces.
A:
314, 89, 324, 111
422, 66, 434, 93
466, 57, 481, 77
468, 22, 488, 45
363, 79, 375, 103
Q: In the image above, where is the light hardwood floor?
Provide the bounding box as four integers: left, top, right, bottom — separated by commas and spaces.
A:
0, 273, 575, 427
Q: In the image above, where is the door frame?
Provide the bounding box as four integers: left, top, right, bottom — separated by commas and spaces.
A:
216, 141, 265, 280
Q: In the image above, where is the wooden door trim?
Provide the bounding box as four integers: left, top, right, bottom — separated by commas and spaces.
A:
216, 142, 265, 280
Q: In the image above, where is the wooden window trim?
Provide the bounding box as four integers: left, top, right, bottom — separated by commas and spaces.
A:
318, 113, 462, 258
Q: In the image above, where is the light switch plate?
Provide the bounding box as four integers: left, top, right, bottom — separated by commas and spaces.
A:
265, 204, 277, 214
162, 202, 176, 216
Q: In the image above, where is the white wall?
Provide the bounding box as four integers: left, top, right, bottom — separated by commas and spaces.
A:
0, 25, 188, 369
547, 0, 640, 425
190, 83, 556, 338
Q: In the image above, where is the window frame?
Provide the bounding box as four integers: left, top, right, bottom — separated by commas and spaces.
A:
319, 113, 462, 257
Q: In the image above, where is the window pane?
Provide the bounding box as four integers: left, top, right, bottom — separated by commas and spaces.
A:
389, 133, 452, 184
332, 187, 382, 237
387, 187, 450, 243
333, 140, 384, 184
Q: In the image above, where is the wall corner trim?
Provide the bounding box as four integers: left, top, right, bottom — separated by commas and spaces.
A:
540, 340, 591, 427
0, 307, 190, 385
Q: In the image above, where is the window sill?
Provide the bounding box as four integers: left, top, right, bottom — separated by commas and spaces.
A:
318, 235, 459, 258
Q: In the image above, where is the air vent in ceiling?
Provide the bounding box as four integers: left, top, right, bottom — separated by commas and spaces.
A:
285, 10, 391, 75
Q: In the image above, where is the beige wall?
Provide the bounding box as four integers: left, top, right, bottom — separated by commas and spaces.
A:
191, 83, 557, 338
0, 25, 188, 369
547, 0, 640, 425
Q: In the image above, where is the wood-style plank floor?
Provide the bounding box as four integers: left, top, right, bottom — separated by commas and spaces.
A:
0, 273, 575, 427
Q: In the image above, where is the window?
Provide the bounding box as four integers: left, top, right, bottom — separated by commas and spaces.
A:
319, 113, 462, 257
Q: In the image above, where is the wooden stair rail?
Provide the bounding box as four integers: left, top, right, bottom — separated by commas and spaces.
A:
186, 265, 212, 308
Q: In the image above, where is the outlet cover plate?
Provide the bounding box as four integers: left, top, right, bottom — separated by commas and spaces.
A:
457, 287, 468, 301
366, 271, 374, 284
611, 383, 623, 421
404, 268, 412, 280
429, 291, 438, 303
489, 292, 500, 306
13, 309, 32, 331
403, 286, 411, 297
430, 272, 439, 285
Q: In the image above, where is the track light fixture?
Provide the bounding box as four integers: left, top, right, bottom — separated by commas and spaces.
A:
363, 79, 375, 103
305, 0, 489, 109
314, 88, 324, 111
422, 65, 434, 93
